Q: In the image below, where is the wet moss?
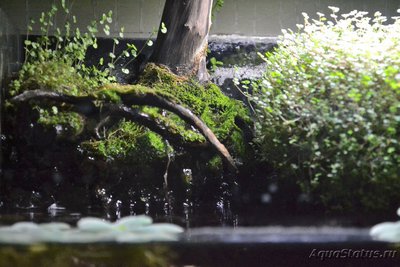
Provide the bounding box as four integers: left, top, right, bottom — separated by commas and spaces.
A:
10, 59, 97, 96
12, 60, 251, 168
141, 106, 206, 144
81, 120, 167, 162
36, 108, 84, 137
81, 64, 250, 164
139, 64, 251, 157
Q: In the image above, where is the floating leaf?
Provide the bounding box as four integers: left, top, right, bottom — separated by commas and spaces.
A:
114, 215, 152, 231
77, 217, 113, 232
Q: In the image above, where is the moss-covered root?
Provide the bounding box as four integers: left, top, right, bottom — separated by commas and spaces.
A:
10, 88, 238, 172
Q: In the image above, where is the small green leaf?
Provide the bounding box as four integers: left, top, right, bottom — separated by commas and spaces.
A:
103, 25, 110, 36
161, 22, 168, 34
122, 68, 130, 74
52, 106, 58, 115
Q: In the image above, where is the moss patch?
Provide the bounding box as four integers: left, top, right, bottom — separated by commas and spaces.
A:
139, 64, 251, 156
81, 64, 250, 165
12, 61, 251, 169
81, 120, 167, 162
10, 59, 98, 96
36, 108, 84, 137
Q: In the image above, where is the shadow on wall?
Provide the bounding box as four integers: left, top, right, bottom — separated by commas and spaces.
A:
0, 8, 21, 168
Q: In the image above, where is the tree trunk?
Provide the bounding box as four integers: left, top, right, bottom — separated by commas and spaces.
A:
150, 0, 213, 82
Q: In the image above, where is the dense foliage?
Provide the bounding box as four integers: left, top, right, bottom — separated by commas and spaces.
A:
252, 8, 400, 211
82, 65, 249, 165
8, 0, 248, 172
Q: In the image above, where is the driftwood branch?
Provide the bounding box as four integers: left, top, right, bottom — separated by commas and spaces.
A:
103, 104, 208, 149
11, 89, 238, 172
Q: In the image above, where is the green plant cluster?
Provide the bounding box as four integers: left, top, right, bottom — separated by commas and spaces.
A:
140, 64, 250, 156
252, 8, 400, 211
9, 0, 140, 97
9, 1, 249, 169
84, 65, 249, 164
36, 107, 84, 137
82, 120, 169, 163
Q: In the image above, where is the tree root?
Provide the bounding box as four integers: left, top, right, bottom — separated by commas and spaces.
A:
11, 89, 238, 172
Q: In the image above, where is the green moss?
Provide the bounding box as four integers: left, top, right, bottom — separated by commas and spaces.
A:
13, 60, 251, 168
207, 155, 223, 171
10, 59, 97, 96
37, 108, 84, 137
82, 120, 167, 163
140, 64, 251, 158
135, 132, 167, 161
82, 120, 144, 160
138, 63, 186, 87
81, 65, 250, 164
95, 89, 122, 103
141, 106, 206, 143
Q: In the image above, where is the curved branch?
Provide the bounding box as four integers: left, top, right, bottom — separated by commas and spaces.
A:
11, 89, 238, 172
119, 92, 238, 171
103, 104, 208, 149
11, 90, 94, 104
10, 90, 97, 116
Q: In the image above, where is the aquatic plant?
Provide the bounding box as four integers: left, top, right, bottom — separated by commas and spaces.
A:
0, 216, 177, 267
370, 208, 400, 242
0, 215, 183, 244
252, 8, 400, 211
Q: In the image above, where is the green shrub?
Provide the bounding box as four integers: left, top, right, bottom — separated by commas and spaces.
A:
252, 8, 400, 212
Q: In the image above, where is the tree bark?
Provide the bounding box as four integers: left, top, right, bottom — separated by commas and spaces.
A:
150, 0, 213, 82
